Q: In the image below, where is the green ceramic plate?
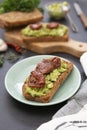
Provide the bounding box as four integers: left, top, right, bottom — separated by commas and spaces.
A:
5, 55, 81, 106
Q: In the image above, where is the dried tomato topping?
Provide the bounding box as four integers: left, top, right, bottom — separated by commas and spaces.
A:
28, 57, 61, 88
46, 22, 59, 29
28, 71, 45, 88
29, 22, 42, 30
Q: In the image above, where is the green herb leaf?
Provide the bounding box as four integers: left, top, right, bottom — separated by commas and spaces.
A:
5, 51, 20, 63
0, 55, 4, 67
0, 0, 41, 13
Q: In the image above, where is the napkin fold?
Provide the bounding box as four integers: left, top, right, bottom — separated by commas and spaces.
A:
37, 104, 87, 130
53, 79, 87, 119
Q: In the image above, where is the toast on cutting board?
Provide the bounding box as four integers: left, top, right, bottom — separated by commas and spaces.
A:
4, 22, 69, 46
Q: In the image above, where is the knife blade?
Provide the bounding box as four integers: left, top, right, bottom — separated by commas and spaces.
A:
74, 2, 87, 29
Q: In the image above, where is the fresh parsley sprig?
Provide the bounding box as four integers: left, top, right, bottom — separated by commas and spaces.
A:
0, 0, 41, 14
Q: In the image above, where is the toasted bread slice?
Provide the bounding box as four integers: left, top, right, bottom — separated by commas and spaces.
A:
4, 28, 69, 43
4, 24, 69, 48
0, 9, 43, 29
22, 60, 73, 103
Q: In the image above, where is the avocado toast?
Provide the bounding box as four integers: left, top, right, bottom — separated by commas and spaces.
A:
4, 22, 69, 48
22, 56, 73, 103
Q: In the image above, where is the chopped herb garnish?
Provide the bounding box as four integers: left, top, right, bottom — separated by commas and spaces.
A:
0, 55, 4, 67
5, 51, 20, 63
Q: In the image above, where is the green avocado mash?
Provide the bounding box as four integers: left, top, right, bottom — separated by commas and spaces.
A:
25, 60, 67, 97
46, 1, 69, 19
21, 24, 68, 37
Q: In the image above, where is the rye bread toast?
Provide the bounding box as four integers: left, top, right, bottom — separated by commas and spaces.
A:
4, 23, 69, 48
22, 59, 73, 103
0, 8, 43, 29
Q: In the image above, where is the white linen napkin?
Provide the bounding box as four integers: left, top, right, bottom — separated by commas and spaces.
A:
52, 80, 87, 119
37, 105, 87, 130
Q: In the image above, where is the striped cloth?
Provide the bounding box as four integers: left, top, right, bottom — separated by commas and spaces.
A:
53, 79, 87, 119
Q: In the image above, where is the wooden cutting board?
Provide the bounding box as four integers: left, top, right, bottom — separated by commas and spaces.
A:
5, 35, 87, 58
17, 39, 87, 58
10, 39, 87, 58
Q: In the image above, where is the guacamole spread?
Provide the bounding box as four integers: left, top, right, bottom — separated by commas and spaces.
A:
22, 24, 68, 37
25, 60, 67, 97
47, 1, 69, 19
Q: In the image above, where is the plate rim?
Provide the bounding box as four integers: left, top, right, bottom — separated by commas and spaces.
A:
5, 55, 81, 106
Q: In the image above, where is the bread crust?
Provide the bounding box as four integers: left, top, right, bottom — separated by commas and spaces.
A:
22, 30, 69, 42
22, 60, 73, 103
0, 9, 43, 28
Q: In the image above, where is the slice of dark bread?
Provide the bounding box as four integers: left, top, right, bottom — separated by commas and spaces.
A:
0, 9, 43, 29
4, 23, 69, 48
22, 60, 73, 103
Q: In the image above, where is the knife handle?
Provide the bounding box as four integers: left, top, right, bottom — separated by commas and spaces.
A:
80, 14, 87, 29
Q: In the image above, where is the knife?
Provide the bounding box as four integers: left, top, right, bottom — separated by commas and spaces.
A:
74, 2, 87, 29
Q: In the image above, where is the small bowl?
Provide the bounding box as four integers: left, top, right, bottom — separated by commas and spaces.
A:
45, 1, 69, 20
